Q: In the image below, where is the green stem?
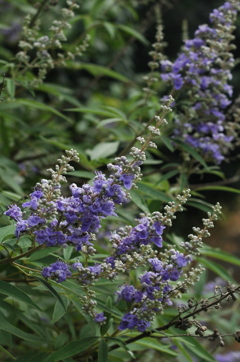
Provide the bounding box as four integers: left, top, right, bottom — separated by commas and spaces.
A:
29, 0, 48, 28
0, 245, 43, 265
100, 286, 240, 356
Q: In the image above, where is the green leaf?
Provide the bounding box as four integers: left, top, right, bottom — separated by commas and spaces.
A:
143, 160, 162, 165
36, 278, 67, 311
155, 170, 179, 185
98, 339, 108, 362
169, 338, 193, 361
174, 139, 208, 168
103, 107, 126, 118
194, 185, 240, 194
44, 336, 99, 362
66, 62, 130, 83
38, 83, 81, 107
137, 182, 173, 202
97, 118, 126, 128
103, 22, 116, 38
69, 297, 96, 329
131, 338, 178, 357
87, 142, 119, 160
0, 314, 47, 344
0, 329, 12, 347
179, 172, 188, 191
39, 137, 75, 151
6, 78, 15, 98
67, 171, 94, 179
3, 0, 35, 12
198, 258, 236, 283
117, 24, 149, 45
186, 198, 213, 213
129, 189, 149, 213
0, 225, 16, 243
185, 336, 217, 362
63, 246, 73, 262
15, 236, 32, 249
197, 168, 225, 179
161, 136, 174, 152
1, 190, 22, 202
0, 281, 41, 311
51, 300, 67, 325
0, 119, 10, 156
201, 246, 240, 267
0, 172, 24, 195
66, 107, 115, 117
15, 99, 72, 123
14, 352, 49, 362
28, 247, 60, 261
17, 313, 50, 340
0, 345, 15, 360
106, 337, 135, 358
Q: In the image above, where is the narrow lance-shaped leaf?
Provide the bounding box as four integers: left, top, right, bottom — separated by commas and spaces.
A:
98, 339, 108, 362
44, 336, 99, 362
0, 345, 15, 360
0, 281, 41, 311
36, 277, 67, 311
0, 314, 48, 344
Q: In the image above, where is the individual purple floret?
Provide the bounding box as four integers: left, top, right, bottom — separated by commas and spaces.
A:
94, 312, 107, 324
71, 261, 83, 270
42, 261, 71, 283
15, 220, 29, 237
22, 197, 39, 210
4, 205, 23, 221
170, 250, 192, 268
160, 1, 239, 163
118, 174, 135, 190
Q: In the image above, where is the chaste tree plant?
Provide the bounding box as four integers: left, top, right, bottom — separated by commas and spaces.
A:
0, 1, 240, 361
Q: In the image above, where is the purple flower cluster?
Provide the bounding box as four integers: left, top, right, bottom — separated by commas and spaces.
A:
4, 170, 133, 252
108, 217, 165, 259
116, 252, 192, 332
42, 261, 71, 283
119, 313, 150, 332
4, 152, 195, 333
160, 1, 239, 163
38, 206, 194, 332
41, 260, 107, 285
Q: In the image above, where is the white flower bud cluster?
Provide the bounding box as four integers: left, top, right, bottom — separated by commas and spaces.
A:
32, 149, 80, 216
148, 189, 191, 228
46, 149, 79, 185
148, 125, 161, 136
80, 287, 97, 319
180, 202, 222, 259
183, 265, 206, 286
143, 23, 166, 97
16, 1, 90, 88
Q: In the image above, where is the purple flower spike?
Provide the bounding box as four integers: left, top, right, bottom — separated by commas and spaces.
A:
160, 1, 239, 163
